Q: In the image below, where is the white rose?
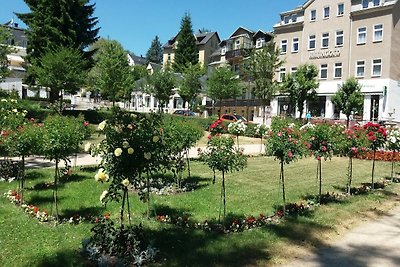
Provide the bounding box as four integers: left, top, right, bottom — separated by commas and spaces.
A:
121, 179, 130, 187
100, 190, 108, 203
98, 120, 107, 131
114, 148, 123, 157
84, 142, 92, 152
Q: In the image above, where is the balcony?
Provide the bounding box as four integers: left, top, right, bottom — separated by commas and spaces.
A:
225, 49, 246, 60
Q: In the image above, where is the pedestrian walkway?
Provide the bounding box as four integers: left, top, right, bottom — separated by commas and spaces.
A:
282, 205, 400, 267
20, 143, 266, 169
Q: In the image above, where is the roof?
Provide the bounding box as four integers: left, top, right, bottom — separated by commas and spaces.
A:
229, 26, 255, 39
128, 53, 147, 66
147, 62, 162, 71
163, 31, 220, 48
2, 20, 28, 48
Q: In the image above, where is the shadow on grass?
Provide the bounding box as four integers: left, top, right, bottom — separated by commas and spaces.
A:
61, 206, 105, 220
302, 193, 350, 205
59, 174, 88, 184
151, 204, 193, 218
25, 170, 48, 181
28, 195, 64, 206
145, 226, 271, 267
78, 165, 98, 173
32, 249, 86, 267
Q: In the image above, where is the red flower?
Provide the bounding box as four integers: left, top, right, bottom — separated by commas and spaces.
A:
322, 146, 327, 152
351, 147, 358, 154
288, 151, 293, 158
317, 156, 321, 161
207, 135, 212, 140
277, 132, 283, 137
83, 121, 89, 127
33, 207, 39, 214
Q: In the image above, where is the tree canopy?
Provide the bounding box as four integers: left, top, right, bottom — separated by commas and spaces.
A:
173, 13, 198, 73
0, 27, 13, 82
244, 42, 284, 123
178, 64, 204, 110
88, 39, 133, 106
145, 70, 176, 112
146, 35, 163, 64
207, 66, 242, 114
332, 77, 364, 128
283, 64, 319, 119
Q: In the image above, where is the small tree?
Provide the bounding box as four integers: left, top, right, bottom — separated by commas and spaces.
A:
178, 64, 204, 110
364, 122, 387, 189
145, 69, 176, 112
283, 64, 319, 119
42, 115, 89, 220
207, 66, 242, 115
244, 42, 284, 123
301, 122, 334, 203
146, 35, 163, 64
173, 13, 198, 72
266, 120, 303, 214
387, 127, 400, 181
254, 124, 269, 153
88, 39, 133, 106
227, 120, 247, 148
30, 46, 86, 110
199, 136, 247, 228
336, 125, 367, 194
332, 78, 364, 128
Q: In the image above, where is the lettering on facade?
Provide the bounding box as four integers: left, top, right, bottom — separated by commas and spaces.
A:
309, 50, 341, 60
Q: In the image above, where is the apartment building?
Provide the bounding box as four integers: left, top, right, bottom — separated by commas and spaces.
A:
162, 31, 220, 68
273, 0, 400, 122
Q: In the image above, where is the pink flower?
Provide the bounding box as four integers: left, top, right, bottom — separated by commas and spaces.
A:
351, 147, 358, 154
37, 123, 43, 127
288, 151, 293, 158
207, 135, 212, 140
317, 156, 321, 161
322, 146, 327, 152
83, 121, 89, 127
311, 136, 315, 141
277, 132, 283, 137
30, 118, 35, 122
1, 130, 7, 137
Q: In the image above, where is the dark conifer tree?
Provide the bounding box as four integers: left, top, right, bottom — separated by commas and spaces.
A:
146, 35, 163, 64
173, 13, 198, 73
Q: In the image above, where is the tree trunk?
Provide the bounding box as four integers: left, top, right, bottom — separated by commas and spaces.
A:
262, 106, 266, 124
391, 151, 395, 182
371, 149, 376, 189
186, 148, 191, 179
53, 160, 59, 220
318, 159, 322, 204
222, 170, 226, 228
219, 98, 222, 117
120, 188, 127, 227
280, 160, 286, 215
347, 157, 353, 195
20, 156, 25, 206
346, 116, 350, 129
49, 89, 60, 103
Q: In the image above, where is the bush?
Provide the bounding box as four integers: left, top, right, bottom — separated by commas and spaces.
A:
62, 109, 113, 124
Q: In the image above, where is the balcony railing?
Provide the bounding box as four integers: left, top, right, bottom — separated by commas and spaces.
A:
225, 49, 245, 60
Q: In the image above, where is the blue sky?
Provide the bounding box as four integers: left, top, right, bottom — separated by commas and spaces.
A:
0, 0, 305, 56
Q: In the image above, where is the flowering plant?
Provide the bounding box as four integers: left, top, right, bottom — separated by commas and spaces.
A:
387, 127, 400, 180
228, 120, 247, 147
208, 119, 226, 136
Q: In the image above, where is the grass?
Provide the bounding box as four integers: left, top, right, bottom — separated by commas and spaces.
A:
0, 156, 399, 266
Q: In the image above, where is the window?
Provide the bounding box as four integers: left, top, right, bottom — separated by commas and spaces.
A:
362, 0, 369, 8
322, 33, 329, 48
291, 67, 298, 74
337, 3, 344, 16
373, 24, 383, 42
372, 59, 382, 76
357, 27, 367, 44
221, 46, 226, 55
292, 14, 297, 23
256, 38, 265, 48
281, 40, 288, 53
324, 7, 330, 19
336, 30, 344, 46
320, 64, 328, 79
356, 60, 365, 77
234, 39, 240, 49
373, 0, 380, 6
310, 10, 316, 21
167, 53, 171, 60
292, 38, 299, 52
284, 16, 290, 24
279, 68, 286, 82
308, 35, 316, 50
334, 63, 342, 78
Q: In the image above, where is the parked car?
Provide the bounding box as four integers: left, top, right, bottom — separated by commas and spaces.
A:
219, 114, 248, 123
173, 109, 196, 116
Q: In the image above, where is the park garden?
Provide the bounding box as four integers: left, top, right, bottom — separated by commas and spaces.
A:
1, 94, 400, 266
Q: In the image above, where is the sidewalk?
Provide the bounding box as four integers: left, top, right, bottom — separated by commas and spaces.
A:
21, 143, 266, 168
282, 205, 400, 267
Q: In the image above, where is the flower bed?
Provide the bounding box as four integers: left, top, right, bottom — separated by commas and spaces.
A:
357, 150, 400, 161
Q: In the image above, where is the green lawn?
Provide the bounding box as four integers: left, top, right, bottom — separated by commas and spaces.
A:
0, 157, 399, 266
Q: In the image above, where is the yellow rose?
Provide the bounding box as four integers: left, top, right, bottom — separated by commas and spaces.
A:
122, 141, 130, 149
121, 179, 130, 187
95, 168, 109, 182
98, 120, 107, 131
153, 136, 160, 143
128, 147, 134, 154
114, 148, 123, 157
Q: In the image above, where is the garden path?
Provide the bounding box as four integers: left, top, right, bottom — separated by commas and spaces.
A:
19, 143, 266, 168
281, 205, 400, 267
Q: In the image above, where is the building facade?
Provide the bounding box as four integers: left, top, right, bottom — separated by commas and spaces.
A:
162, 31, 220, 68
273, 0, 400, 122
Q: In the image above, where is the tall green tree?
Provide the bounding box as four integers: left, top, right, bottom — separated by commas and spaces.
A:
173, 13, 198, 73
17, 0, 99, 93
207, 66, 242, 115
145, 70, 176, 112
178, 64, 204, 110
332, 77, 364, 128
146, 35, 163, 64
283, 64, 319, 119
88, 39, 133, 107
30, 46, 86, 112
245, 42, 284, 123
0, 27, 13, 82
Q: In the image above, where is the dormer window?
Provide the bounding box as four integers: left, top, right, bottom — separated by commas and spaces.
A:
373, 0, 380, 6
284, 16, 290, 24
256, 38, 265, 48
292, 14, 297, 23
362, 0, 369, 8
